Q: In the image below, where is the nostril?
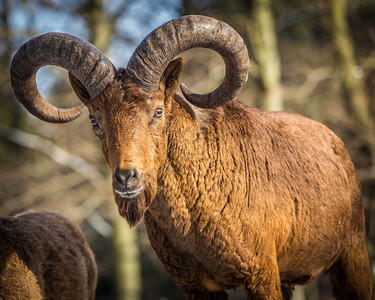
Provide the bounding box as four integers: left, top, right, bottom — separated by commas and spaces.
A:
130, 169, 138, 179
114, 168, 140, 190
124, 168, 138, 182
115, 172, 126, 186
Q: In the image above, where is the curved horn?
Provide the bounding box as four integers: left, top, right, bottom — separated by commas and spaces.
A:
126, 15, 249, 108
10, 32, 116, 123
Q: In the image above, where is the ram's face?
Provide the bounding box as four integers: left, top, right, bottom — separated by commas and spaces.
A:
88, 78, 167, 226
81, 60, 183, 226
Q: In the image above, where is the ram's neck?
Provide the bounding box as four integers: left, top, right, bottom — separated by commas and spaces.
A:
146, 95, 243, 235
144, 95, 209, 226
165, 95, 214, 180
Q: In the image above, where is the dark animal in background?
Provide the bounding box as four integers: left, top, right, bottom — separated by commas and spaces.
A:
0, 210, 97, 300
10, 15, 372, 300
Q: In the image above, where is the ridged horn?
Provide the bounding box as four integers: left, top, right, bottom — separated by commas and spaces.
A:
10, 32, 116, 123
126, 15, 250, 108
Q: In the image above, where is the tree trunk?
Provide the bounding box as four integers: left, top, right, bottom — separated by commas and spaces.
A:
113, 216, 142, 300
0, 0, 24, 130
250, 0, 283, 111
330, 0, 369, 126
79, 0, 114, 51
329, 0, 375, 163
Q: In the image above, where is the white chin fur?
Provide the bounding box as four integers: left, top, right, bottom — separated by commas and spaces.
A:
115, 187, 143, 200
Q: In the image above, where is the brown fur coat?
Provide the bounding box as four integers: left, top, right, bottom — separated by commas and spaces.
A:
0, 210, 97, 300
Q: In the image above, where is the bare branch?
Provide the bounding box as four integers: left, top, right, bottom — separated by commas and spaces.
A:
296, 67, 333, 99
0, 123, 104, 186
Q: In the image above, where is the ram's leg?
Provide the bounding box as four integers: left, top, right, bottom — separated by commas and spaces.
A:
281, 284, 293, 300
183, 288, 228, 300
329, 237, 372, 300
208, 291, 229, 300
244, 261, 283, 300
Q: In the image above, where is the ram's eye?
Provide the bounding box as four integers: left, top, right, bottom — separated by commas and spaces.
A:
89, 114, 104, 139
89, 115, 98, 125
154, 107, 163, 119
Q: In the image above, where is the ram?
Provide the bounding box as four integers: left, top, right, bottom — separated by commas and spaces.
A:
10, 15, 372, 299
0, 210, 97, 300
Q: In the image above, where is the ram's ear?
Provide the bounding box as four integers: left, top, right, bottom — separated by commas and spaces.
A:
159, 58, 183, 100
68, 72, 91, 103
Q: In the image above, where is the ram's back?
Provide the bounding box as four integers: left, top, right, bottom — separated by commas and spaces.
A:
218, 100, 363, 280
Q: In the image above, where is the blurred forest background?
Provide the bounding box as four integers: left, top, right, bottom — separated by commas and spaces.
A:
0, 0, 374, 299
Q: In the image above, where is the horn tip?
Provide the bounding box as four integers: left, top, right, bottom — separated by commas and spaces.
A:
180, 83, 186, 96
180, 83, 192, 98
180, 83, 212, 109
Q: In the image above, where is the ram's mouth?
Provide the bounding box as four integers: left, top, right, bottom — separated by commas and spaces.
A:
114, 187, 144, 201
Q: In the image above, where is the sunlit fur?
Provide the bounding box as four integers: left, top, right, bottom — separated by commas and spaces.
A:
72, 58, 372, 299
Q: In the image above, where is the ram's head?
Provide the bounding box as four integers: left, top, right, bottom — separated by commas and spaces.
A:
10, 15, 249, 226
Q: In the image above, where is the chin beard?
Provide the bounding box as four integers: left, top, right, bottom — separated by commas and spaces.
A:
115, 179, 157, 227
117, 199, 145, 227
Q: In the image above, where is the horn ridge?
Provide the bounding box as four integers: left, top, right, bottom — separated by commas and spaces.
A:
126, 15, 250, 108
10, 32, 115, 123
